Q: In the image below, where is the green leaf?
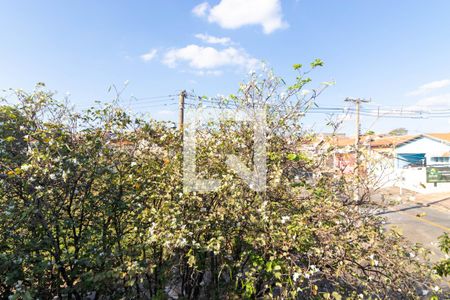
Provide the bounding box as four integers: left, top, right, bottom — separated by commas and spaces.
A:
311, 58, 324, 68
287, 153, 298, 161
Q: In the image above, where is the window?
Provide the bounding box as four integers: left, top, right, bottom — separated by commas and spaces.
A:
431, 157, 450, 163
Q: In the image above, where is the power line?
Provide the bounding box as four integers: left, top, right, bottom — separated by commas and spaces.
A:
132, 94, 178, 101
185, 93, 450, 118
75, 92, 450, 120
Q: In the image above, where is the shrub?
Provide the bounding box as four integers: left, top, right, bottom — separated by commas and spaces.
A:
0, 67, 441, 299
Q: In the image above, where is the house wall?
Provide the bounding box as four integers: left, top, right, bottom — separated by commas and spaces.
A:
367, 150, 398, 189
395, 137, 450, 154
395, 137, 450, 167
396, 167, 450, 194
333, 135, 450, 193
393, 136, 450, 193
334, 152, 356, 174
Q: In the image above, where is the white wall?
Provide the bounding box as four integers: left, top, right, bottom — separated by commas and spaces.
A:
396, 136, 450, 157
395, 168, 450, 194
367, 150, 398, 189
373, 136, 450, 193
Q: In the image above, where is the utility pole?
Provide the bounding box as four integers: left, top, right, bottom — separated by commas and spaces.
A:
178, 90, 187, 131
345, 97, 371, 199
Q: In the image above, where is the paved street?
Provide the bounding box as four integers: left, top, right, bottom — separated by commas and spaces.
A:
382, 200, 450, 262
379, 194, 450, 290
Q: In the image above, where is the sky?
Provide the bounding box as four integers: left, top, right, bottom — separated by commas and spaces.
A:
0, 0, 449, 135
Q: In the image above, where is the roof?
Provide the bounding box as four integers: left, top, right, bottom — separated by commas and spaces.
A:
332, 136, 355, 147
331, 135, 418, 148
320, 132, 450, 149
367, 135, 418, 148
426, 133, 450, 143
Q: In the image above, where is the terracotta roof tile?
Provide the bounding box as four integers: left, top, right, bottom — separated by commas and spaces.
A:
323, 132, 450, 148
367, 135, 418, 148
427, 133, 450, 143
332, 136, 355, 147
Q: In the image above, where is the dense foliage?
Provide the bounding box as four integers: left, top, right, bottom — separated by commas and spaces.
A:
0, 67, 444, 299
435, 233, 450, 278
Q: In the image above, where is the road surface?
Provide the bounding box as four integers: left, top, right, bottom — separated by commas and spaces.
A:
381, 200, 450, 262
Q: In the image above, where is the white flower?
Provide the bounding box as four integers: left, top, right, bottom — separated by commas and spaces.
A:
20, 164, 31, 171
292, 272, 300, 282
422, 290, 429, 296
301, 89, 311, 96
62, 170, 68, 182
49, 174, 56, 180
131, 162, 137, 167
281, 216, 290, 224
433, 286, 440, 292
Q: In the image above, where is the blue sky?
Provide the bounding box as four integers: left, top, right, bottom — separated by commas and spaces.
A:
0, 0, 449, 135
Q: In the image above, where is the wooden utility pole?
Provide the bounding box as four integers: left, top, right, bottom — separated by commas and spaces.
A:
178, 90, 186, 131
345, 97, 371, 199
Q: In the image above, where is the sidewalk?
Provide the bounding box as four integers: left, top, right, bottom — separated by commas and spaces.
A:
378, 187, 450, 211
413, 192, 450, 211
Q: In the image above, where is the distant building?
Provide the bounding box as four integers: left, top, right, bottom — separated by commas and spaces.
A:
330, 133, 450, 193
393, 134, 450, 168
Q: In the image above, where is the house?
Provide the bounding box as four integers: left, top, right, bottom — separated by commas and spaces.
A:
392, 134, 450, 168
388, 134, 450, 193
331, 133, 450, 193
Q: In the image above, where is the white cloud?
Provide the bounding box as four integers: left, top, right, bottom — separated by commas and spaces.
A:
192, 2, 210, 17
191, 70, 223, 76
162, 44, 260, 72
140, 49, 158, 62
195, 33, 232, 46
193, 0, 287, 34
414, 93, 450, 108
407, 79, 450, 96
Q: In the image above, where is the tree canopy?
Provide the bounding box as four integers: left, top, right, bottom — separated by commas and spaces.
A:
0, 67, 445, 299
388, 128, 408, 136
